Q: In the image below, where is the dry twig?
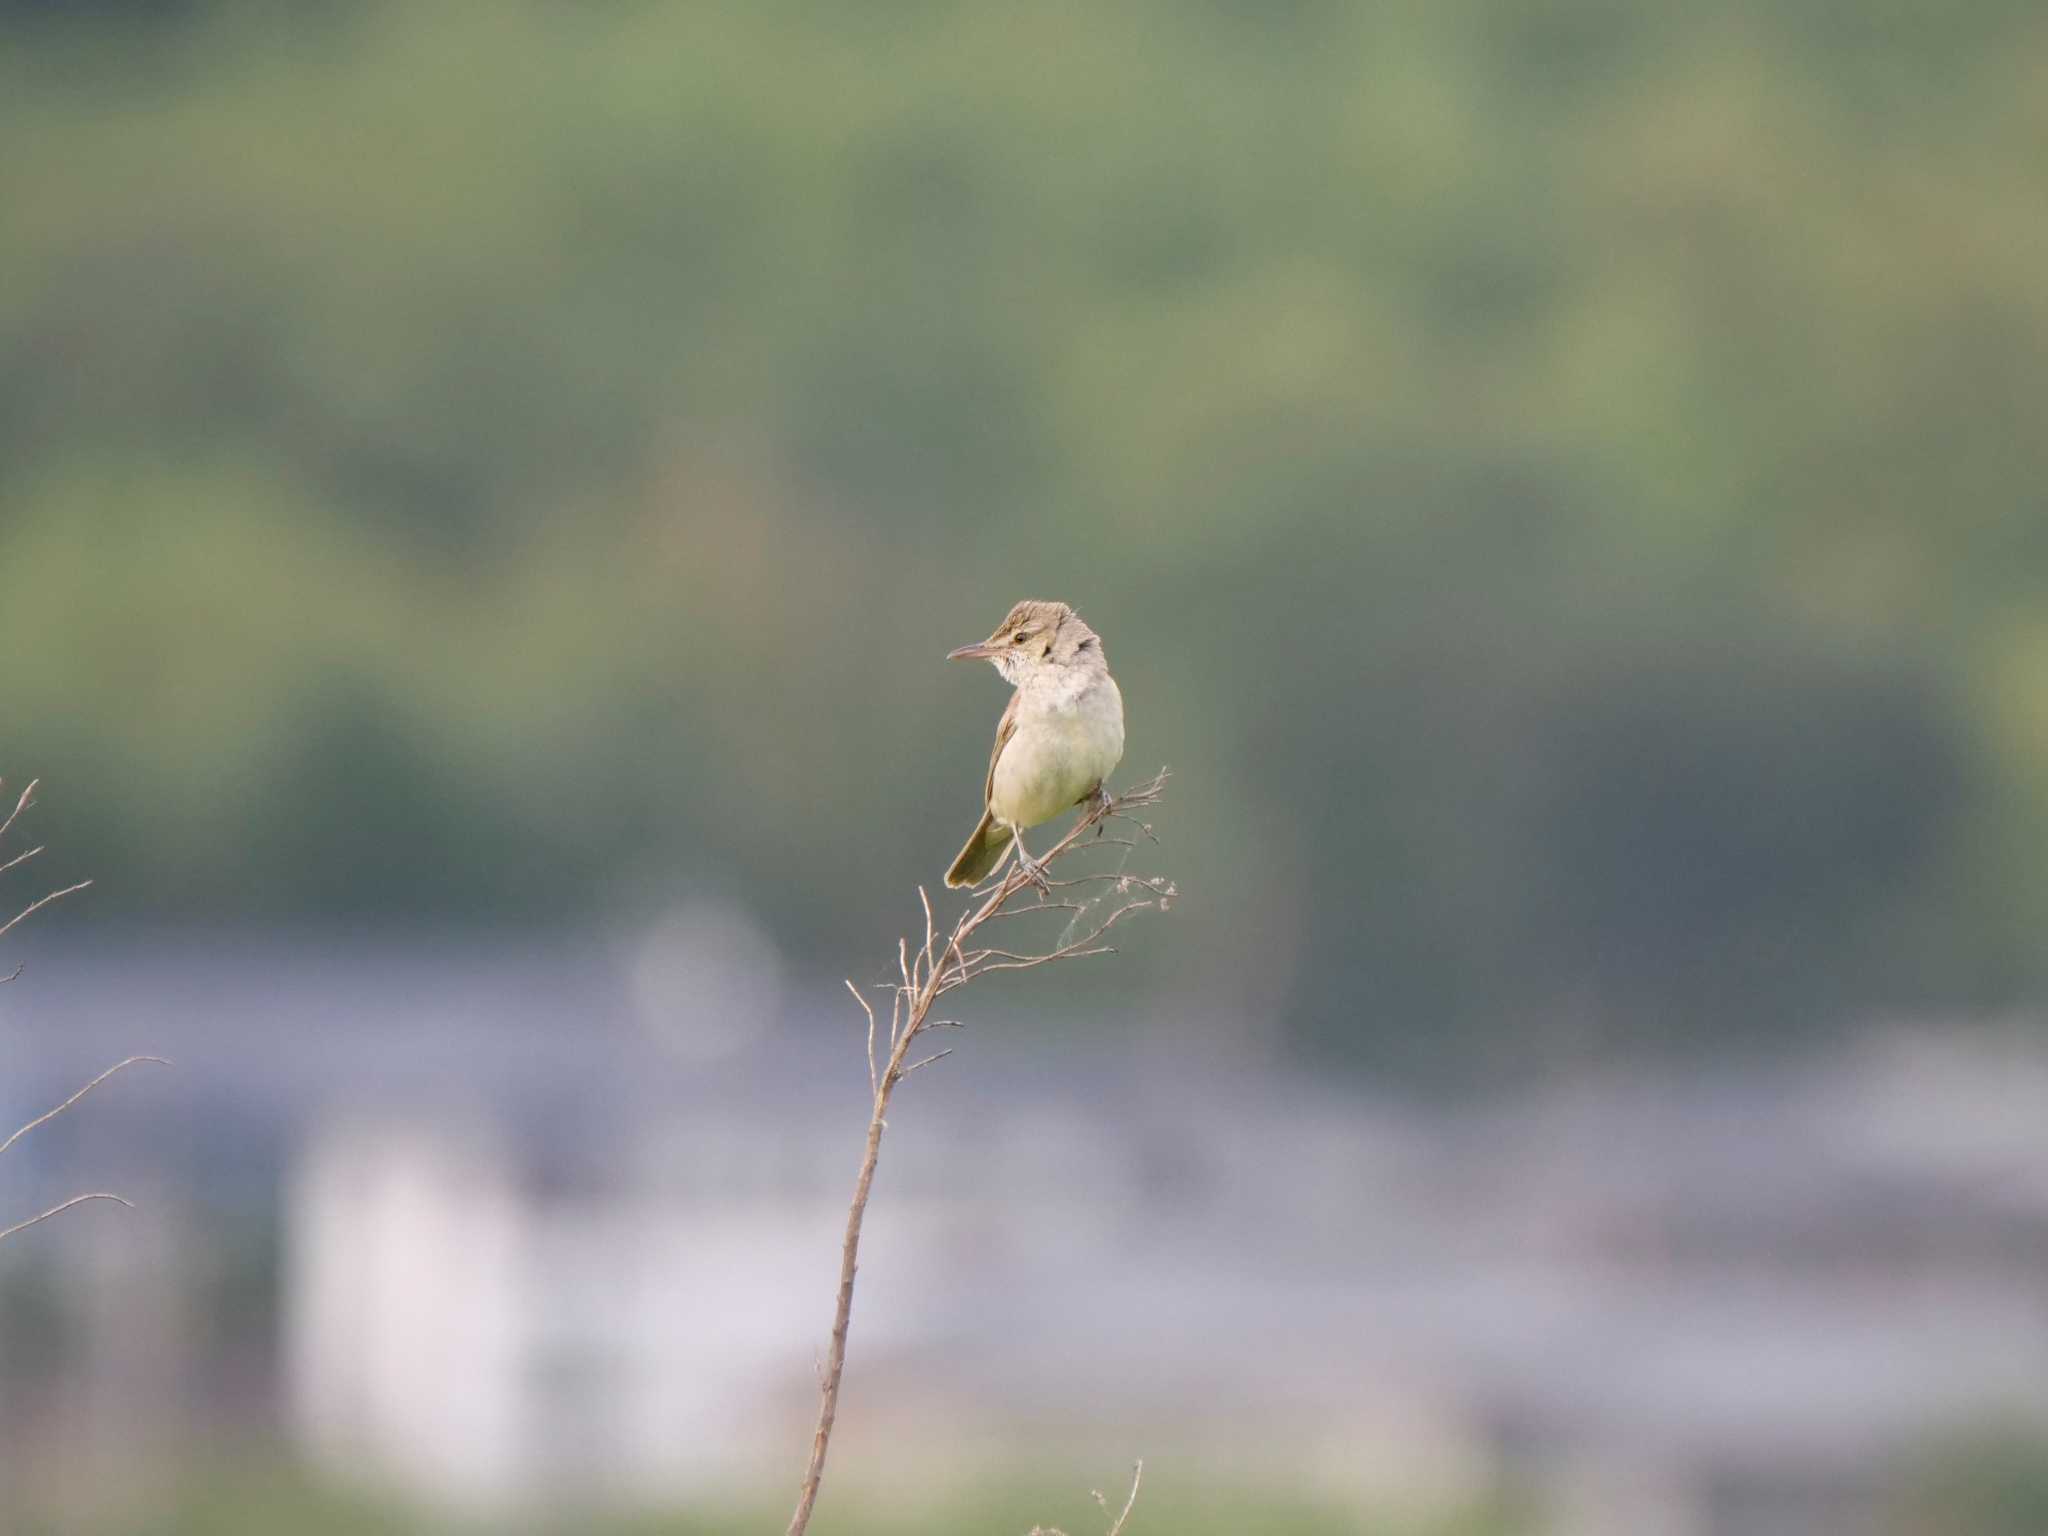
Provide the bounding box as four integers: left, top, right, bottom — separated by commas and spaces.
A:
0, 778, 159, 1243
0, 1191, 134, 1245
0, 1055, 169, 1160
0, 779, 92, 974
1027, 1459, 1146, 1536
785, 771, 1171, 1536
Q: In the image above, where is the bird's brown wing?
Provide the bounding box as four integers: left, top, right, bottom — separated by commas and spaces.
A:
945, 692, 1021, 887
983, 689, 1021, 811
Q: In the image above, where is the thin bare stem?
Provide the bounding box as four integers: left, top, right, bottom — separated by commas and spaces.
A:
785, 771, 1170, 1536
0, 779, 36, 846
918, 885, 938, 985
0, 1056, 170, 1161
1026, 1460, 1145, 1536
847, 980, 879, 1098
784, 1015, 921, 1536
0, 781, 90, 979
0, 880, 93, 946
1105, 1460, 1144, 1536
0, 1192, 133, 1244
0, 780, 160, 1241
982, 901, 1092, 921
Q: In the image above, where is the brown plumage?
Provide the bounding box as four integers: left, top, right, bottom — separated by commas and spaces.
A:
946, 689, 1024, 887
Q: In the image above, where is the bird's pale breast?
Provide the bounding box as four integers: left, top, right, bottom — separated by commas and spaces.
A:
990, 674, 1125, 830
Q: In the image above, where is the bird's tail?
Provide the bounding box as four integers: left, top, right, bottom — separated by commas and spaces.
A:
945, 810, 1013, 888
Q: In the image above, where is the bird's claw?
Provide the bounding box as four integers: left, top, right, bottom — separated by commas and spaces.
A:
1018, 853, 1053, 896
1090, 783, 1113, 835
1009, 837, 1054, 896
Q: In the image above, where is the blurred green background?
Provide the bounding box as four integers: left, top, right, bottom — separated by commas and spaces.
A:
22, 1459, 1506, 1536
6, 0, 2047, 1077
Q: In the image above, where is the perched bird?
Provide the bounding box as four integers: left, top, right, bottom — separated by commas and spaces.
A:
945, 600, 1125, 889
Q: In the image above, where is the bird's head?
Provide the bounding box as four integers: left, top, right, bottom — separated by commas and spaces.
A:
947, 600, 1103, 685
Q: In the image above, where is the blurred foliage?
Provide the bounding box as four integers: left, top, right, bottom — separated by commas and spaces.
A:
3, 1, 2046, 1073
33, 1456, 1516, 1536
1888, 1423, 2048, 1536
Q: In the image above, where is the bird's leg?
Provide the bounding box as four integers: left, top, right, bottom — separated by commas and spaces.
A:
1086, 780, 1112, 834
1009, 826, 1053, 896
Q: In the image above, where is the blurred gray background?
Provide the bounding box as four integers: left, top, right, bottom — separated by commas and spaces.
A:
3, 2, 2047, 1533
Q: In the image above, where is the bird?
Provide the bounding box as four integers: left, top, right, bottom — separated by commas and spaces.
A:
944, 600, 1125, 889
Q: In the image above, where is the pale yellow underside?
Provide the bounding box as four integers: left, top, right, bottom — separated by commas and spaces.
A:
989, 679, 1125, 830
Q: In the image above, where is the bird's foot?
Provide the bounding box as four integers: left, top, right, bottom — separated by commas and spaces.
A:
1087, 782, 1113, 833
1011, 838, 1053, 896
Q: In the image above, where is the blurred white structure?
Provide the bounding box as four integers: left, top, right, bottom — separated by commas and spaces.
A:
288, 1115, 844, 1506
289, 1125, 526, 1501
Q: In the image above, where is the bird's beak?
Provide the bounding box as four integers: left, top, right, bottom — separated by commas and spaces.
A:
947, 638, 1001, 661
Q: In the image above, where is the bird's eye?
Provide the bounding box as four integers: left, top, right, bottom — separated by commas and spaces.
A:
1011, 632, 1027, 645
